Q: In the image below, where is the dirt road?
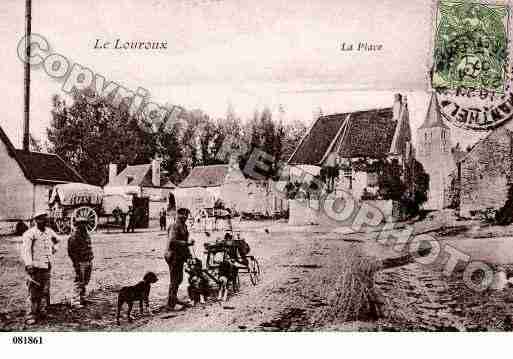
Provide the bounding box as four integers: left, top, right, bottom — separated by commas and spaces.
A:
0, 221, 353, 331
2, 219, 513, 331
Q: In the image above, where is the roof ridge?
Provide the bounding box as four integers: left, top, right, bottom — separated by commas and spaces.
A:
320, 107, 393, 118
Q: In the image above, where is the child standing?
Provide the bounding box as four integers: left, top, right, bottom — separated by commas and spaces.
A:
68, 218, 94, 307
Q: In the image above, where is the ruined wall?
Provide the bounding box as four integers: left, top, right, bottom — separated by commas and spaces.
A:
459, 128, 513, 217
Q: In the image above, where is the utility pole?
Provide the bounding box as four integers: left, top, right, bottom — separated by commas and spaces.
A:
23, 0, 32, 151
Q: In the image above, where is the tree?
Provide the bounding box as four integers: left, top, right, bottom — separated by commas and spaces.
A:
48, 91, 164, 185
377, 159, 405, 201
239, 107, 288, 179
281, 120, 307, 161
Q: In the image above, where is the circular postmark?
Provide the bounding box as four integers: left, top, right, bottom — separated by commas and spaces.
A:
432, 0, 513, 131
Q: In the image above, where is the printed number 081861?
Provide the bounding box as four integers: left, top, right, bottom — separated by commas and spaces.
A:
12, 336, 43, 344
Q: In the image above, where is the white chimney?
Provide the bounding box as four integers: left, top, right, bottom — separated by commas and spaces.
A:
152, 159, 161, 187
108, 163, 118, 184
393, 93, 402, 121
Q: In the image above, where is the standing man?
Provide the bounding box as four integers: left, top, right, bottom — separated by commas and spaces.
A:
159, 209, 166, 231
68, 218, 94, 307
127, 205, 135, 233
21, 211, 59, 325
164, 208, 194, 310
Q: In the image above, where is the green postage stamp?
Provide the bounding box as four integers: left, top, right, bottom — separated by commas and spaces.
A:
433, 0, 509, 92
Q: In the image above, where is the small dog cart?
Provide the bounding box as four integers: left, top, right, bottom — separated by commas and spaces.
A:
203, 232, 262, 288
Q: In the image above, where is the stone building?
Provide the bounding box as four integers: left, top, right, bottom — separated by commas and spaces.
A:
416, 93, 458, 210
288, 93, 413, 200
457, 127, 513, 217
175, 154, 287, 216
104, 160, 176, 218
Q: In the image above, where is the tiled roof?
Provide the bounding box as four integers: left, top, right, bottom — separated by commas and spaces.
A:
288, 114, 348, 165
108, 164, 152, 186
1, 124, 85, 184
288, 107, 398, 165
14, 150, 85, 184
336, 108, 397, 158
179, 165, 229, 188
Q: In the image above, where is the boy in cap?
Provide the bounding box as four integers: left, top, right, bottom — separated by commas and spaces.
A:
68, 217, 94, 307
21, 210, 60, 325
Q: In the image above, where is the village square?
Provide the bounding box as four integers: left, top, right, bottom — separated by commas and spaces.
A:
4, 0, 513, 334
2, 87, 513, 331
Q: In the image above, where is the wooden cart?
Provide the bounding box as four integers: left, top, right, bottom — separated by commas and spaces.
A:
48, 183, 104, 234
203, 232, 262, 287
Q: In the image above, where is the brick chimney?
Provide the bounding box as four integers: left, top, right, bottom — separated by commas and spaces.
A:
393, 93, 403, 121
108, 163, 118, 184
152, 159, 161, 187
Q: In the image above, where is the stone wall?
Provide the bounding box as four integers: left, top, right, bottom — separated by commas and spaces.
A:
459, 128, 512, 217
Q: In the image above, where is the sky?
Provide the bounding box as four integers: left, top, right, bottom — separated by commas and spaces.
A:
0, 0, 490, 150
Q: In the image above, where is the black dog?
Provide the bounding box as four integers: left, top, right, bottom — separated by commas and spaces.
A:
185, 258, 211, 305
116, 272, 158, 325
217, 259, 239, 301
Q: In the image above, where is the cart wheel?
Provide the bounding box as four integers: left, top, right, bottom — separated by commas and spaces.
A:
73, 206, 98, 233
249, 257, 261, 285
55, 217, 72, 235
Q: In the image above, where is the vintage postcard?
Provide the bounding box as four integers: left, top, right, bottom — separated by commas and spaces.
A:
3, 1, 513, 350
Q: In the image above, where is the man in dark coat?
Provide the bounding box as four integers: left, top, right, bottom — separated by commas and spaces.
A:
159, 209, 167, 231
127, 205, 136, 233
68, 219, 94, 307
164, 208, 194, 310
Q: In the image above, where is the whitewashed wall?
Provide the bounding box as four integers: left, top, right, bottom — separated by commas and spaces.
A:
0, 140, 35, 221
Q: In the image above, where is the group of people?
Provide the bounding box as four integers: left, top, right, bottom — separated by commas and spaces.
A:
20, 211, 93, 325
20, 206, 194, 325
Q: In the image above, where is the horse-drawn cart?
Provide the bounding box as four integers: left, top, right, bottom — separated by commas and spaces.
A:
48, 183, 104, 234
